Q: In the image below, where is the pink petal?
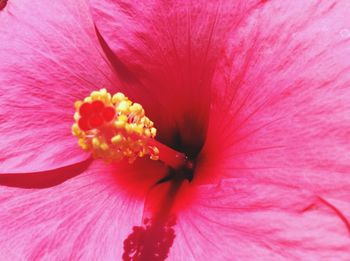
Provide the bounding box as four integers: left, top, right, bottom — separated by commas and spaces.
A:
0, 0, 120, 172
0, 160, 156, 260
179, 1, 350, 258
170, 179, 350, 259
201, 1, 350, 192
89, 0, 263, 149
2, 0, 349, 259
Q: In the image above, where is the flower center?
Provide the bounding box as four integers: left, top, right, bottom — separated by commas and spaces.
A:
72, 89, 188, 169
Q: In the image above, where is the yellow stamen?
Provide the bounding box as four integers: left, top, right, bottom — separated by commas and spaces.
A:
72, 89, 159, 163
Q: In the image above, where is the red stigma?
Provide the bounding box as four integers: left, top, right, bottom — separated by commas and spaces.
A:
78, 117, 90, 131
91, 100, 104, 113
79, 103, 92, 117
77, 101, 116, 131
89, 114, 104, 128
103, 106, 115, 122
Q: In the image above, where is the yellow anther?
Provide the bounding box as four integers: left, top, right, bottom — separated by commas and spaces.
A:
105, 93, 112, 103
92, 137, 100, 148
84, 97, 92, 103
74, 101, 83, 110
117, 101, 130, 113
72, 123, 82, 136
130, 103, 142, 113
100, 143, 109, 151
114, 120, 126, 129
100, 91, 111, 104
151, 128, 157, 137
144, 129, 151, 137
134, 125, 143, 135
78, 139, 89, 150
112, 92, 125, 103
91, 91, 100, 100
72, 89, 159, 164
73, 112, 80, 121
118, 115, 128, 122
111, 134, 123, 144
125, 124, 133, 134
114, 115, 128, 129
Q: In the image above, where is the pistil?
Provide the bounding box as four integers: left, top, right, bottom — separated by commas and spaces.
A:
146, 138, 187, 169
72, 89, 188, 169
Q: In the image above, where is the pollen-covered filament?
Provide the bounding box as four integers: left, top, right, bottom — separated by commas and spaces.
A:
72, 89, 187, 168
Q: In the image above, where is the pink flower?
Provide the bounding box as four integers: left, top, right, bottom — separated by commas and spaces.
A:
1, 0, 350, 260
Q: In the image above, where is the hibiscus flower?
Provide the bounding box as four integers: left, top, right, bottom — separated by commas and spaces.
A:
1, 0, 350, 260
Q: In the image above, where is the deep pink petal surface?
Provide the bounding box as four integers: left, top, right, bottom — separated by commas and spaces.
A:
1, 0, 349, 259
88, 0, 350, 258
0, 161, 147, 260
202, 0, 350, 190
0, 0, 119, 172
171, 179, 350, 260
89, 0, 264, 149
186, 0, 350, 257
